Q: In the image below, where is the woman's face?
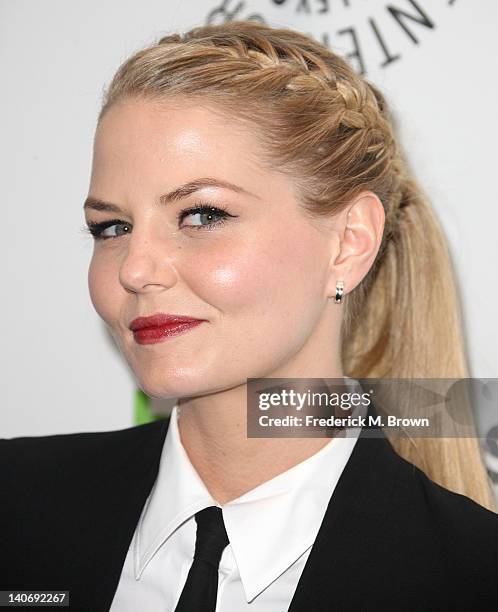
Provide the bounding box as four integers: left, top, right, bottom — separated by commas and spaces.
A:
86, 97, 339, 399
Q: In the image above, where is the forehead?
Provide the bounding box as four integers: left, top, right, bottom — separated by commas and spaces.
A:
93, 97, 265, 171
89, 96, 301, 207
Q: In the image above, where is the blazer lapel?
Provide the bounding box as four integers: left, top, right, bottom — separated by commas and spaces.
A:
96, 418, 170, 611
287, 402, 402, 612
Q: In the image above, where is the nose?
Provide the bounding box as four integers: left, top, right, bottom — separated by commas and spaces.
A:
118, 226, 179, 294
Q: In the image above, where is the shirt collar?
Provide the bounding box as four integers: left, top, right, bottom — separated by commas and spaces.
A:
134, 378, 364, 602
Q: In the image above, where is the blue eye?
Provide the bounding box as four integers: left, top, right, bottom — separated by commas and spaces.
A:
83, 219, 131, 241
82, 204, 238, 241
177, 204, 237, 230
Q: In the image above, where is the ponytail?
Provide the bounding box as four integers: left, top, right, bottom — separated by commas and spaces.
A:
342, 174, 496, 512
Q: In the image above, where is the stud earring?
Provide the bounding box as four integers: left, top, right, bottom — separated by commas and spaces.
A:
334, 280, 344, 304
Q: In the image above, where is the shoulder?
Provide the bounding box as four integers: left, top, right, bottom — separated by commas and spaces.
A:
0, 419, 170, 541
0, 419, 167, 455
396, 451, 497, 531
0, 420, 170, 595
0, 419, 169, 488
341, 437, 498, 606
392, 451, 498, 586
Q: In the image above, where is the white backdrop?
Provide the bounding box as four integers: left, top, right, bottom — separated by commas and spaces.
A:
2, 1, 497, 495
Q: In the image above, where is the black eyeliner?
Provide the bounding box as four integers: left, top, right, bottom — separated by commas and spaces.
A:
176, 203, 235, 225
85, 203, 237, 240
85, 218, 129, 238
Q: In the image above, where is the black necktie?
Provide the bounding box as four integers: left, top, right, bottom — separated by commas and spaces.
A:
174, 506, 230, 612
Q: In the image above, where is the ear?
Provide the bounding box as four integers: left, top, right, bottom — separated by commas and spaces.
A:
325, 191, 385, 299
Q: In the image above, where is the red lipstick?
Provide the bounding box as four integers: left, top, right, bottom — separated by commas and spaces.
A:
129, 313, 206, 345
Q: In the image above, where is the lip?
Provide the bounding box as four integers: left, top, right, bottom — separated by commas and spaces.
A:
129, 313, 206, 331
129, 313, 207, 345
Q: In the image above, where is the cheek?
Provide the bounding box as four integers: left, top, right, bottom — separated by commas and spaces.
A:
87, 253, 121, 326
182, 226, 325, 324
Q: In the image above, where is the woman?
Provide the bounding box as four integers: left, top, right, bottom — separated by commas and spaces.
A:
1, 20, 497, 612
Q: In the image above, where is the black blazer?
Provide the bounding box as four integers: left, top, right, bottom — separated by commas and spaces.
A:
1, 403, 497, 612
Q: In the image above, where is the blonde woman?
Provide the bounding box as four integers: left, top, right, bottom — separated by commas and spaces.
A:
1, 21, 497, 612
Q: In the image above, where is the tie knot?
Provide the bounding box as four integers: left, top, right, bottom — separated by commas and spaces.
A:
193, 506, 229, 568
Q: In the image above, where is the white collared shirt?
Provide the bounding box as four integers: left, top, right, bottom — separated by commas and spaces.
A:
110, 379, 364, 612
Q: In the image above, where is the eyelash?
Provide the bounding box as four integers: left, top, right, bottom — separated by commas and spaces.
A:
83, 203, 236, 241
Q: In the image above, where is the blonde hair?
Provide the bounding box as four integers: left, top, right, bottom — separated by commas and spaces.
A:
99, 21, 495, 511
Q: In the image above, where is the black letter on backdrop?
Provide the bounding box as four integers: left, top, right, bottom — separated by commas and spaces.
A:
368, 17, 401, 68
387, 0, 435, 44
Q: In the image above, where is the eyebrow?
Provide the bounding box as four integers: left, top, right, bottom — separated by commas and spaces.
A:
83, 177, 260, 213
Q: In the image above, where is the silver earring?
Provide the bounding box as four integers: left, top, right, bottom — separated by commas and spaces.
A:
334, 280, 344, 304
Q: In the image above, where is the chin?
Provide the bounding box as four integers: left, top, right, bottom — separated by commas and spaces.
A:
135, 372, 211, 401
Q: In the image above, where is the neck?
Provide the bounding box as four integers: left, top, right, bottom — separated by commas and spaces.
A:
176, 351, 344, 505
